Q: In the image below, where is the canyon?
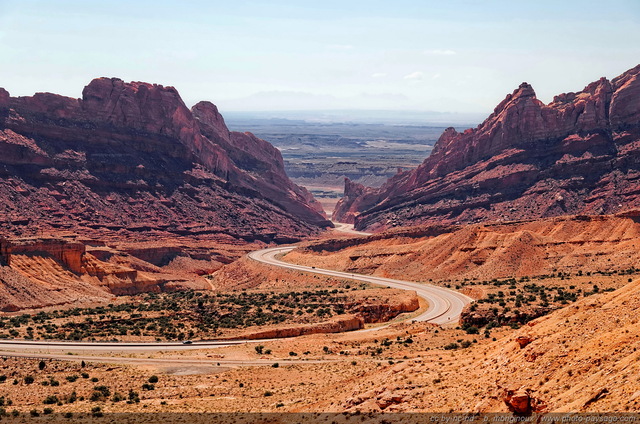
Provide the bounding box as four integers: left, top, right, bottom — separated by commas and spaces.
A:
0, 69, 639, 415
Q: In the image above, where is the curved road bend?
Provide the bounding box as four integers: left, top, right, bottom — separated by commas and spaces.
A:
248, 246, 473, 325
0, 225, 472, 357
330, 222, 372, 236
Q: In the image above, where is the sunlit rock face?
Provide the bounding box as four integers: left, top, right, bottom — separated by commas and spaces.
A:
0, 77, 330, 241
334, 65, 640, 232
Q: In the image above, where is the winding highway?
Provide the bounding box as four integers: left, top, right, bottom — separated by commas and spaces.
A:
0, 225, 472, 359
248, 245, 473, 325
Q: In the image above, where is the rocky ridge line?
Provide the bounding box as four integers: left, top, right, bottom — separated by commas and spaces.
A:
0, 77, 330, 241
334, 64, 640, 231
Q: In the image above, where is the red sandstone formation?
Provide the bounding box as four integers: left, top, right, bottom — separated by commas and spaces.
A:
0, 78, 333, 310
333, 178, 378, 224
227, 314, 365, 340
334, 64, 640, 231
0, 237, 176, 311
0, 78, 330, 242
502, 386, 546, 415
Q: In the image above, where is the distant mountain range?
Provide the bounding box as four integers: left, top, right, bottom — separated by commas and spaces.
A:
224, 109, 485, 126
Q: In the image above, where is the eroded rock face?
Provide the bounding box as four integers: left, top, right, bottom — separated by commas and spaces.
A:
228, 314, 364, 340
334, 65, 640, 231
515, 335, 534, 349
0, 237, 85, 273
0, 237, 174, 310
333, 178, 380, 224
0, 78, 330, 242
502, 386, 547, 415
347, 292, 420, 323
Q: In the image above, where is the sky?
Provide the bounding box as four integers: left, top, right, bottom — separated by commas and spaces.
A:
0, 0, 639, 115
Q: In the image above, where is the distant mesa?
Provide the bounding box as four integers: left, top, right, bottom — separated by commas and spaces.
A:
334, 64, 640, 231
0, 77, 331, 241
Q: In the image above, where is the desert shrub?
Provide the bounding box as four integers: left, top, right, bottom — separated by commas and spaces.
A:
43, 395, 59, 405
89, 392, 103, 402
67, 391, 77, 404
94, 386, 110, 396
90, 385, 111, 401
128, 389, 140, 403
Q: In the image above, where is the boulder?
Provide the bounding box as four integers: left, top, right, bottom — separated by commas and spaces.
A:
515, 335, 534, 349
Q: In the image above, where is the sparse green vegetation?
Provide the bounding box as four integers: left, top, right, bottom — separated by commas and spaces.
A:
43, 395, 59, 405
457, 270, 631, 332
0, 289, 361, 341
89, 385, 111, 401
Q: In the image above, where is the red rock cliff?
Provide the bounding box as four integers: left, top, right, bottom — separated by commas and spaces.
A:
334, 64, 640, 231
0, 78, 330, 241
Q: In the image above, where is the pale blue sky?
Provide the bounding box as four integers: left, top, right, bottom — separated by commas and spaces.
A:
0, 0, 639, 114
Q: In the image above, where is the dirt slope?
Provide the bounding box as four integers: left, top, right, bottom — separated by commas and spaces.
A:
286, 214, 640, 282
296, 278, 640, 412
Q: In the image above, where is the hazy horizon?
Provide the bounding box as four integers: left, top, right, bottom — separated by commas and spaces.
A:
1, 0, 639, 116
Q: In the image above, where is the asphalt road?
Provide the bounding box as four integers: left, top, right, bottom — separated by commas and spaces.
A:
329, 222, 372, 236
0, 350, 332, 368
0, 225, 472, 359
0, 339, 247, 352
248, 246, 473, 325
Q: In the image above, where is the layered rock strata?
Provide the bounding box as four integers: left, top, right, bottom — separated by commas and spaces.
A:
335, 65, 640, 231
0, 78, 330, 241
